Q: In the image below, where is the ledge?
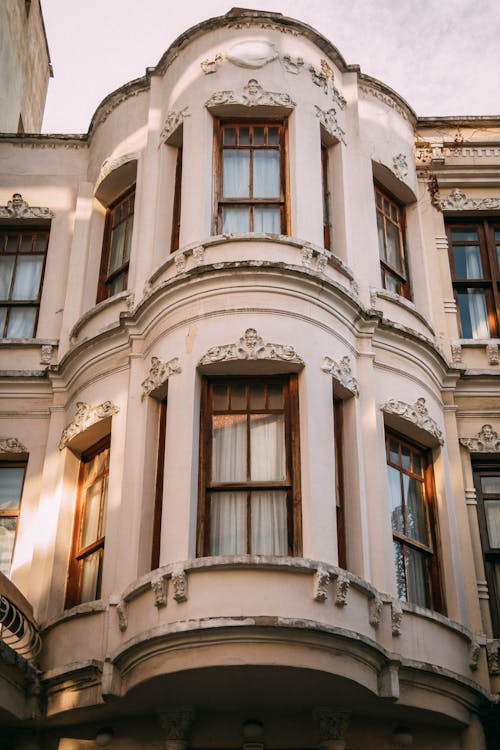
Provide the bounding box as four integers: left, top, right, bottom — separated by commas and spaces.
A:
41, 599, 107, 633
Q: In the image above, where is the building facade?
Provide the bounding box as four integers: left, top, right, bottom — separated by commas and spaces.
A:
0, 8, 499, 750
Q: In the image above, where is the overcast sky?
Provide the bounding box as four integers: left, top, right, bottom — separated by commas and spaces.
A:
41, 0, 500, 133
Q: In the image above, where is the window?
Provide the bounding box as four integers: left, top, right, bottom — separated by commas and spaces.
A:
66, 438, 110, 608
375, 184, 409, 298
170, 147, 183, 253
333, 398, 346, 568
215, 121, 287, 234
151, 397, 167, 570
0, 227, 49, 338
385, 431, 443, 610
473, 462, 500, 635
197, 376, 301, 556
97, 186, 135, 302
445, 220, 500, 339
322, 143, 332, 251
0, 463, 26, 576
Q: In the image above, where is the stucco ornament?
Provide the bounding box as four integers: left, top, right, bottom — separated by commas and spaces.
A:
58, 401, 119, 450
469, 641, 481, 671
151, 576, 167, 607
321, 356, 359, 398
141, 356, 181, 399
40, 344, 53, 364
393, 153, 409, 180
391, 599, 403, 636
486, 640, 500, 675
459, 424, 500, 453
172, 567, 188, 602
159, 107, 190, 145
205, 79, 296, 109
450, 342, 463, 364
314, 106, 346, 145
0, 438, 27, 454
281, 54, 304, 74
313, 568, 330, 602
381, 397, 444, 445
96, 152, 139, 191
200, 54, 223, 74
487, 342, 499, 365
227, 40, 278, 68
334, 575, 350, 606
313, 708, 351, 742
438, 187, 500, 212
199, 328, 304, 366
0, 193, 54, 220
368, 595, 383, 628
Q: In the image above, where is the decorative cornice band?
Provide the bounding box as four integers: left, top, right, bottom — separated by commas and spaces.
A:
381, 397, 444, 445
460, 424, 500, 453
141, 356, 181, 399
205, 78, 296, 109
321, 355, 359, 397
199, 328, 304, 366
59, 401, 119, 450
0, 193, 54, 219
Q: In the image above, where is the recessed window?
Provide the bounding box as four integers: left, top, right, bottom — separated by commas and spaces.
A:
375, 185, 409, 298
322, 143, 332, 251
473, 462, 500, 635
198, 377, 301, 556
385, 431, 443, 610
0, 227, 49, 338
0, 463, 26, 576
446, 220, 500, 339
66, 438, 110, 608
170, 147, 183, 253
97, 187, 135, 302
215, 121, 287, 234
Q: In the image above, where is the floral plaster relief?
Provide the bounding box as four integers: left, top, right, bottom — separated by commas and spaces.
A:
199, 328, 303, 366
381, 397, 444, 445
0, 193, 54, 220
205, 79, 295, 109
460, 425, 500, 453
59, 401, 119, 450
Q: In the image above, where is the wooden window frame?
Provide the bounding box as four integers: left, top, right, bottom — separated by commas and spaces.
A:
445, 219, 500, 338
374, 183, 410, 299
0, 226, 49, 338
321, 143, 332, 252
472, 460, 500, 636
385, 429, 444, 612
65, 437, 110, 609
213, 119, 288, 235
151, 396, 167, 570
197, 375, 302, 557
97, 186, 135, 303
0, 461, 26, 576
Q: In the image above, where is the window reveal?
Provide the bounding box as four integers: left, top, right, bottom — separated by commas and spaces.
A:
97, 187, 135, 302
375, 185, 409, 298
0, 463, 26, 576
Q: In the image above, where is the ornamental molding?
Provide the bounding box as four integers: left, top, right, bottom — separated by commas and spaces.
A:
95, 152, 139, 191
381, 397, 444, 445
314, 105, 346, 145
159, 107, 190, 145
225, 21, 301, 36
141, 356, 181, 399
313, 708, 351, 742
469, 641, 481, 671
205, 78, 296, 109
151, 576, 167, 608
359, 83, 409, 122
460, 424, 500, 453
0, 437, 27, 453
281, 54, 304, 74
313, 568, 330, 602
487, 342, 499, 365
201, 54, 224, 74
321, 355, 359, 398
309, 62, 346, 110
0, 192, 54, 220
438, 187, 500, 212
227, 40, 278, 68
391, 599, 403, 636
368, 595, 383, 628
59, 401, 119, 450
199, 328, 304, 366
392, 153, 409, 180
486, 639, 500, 675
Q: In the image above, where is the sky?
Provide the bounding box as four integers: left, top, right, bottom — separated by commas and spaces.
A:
40, 0, 500, 134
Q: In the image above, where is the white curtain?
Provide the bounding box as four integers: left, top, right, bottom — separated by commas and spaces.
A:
403, 475, 426, 543
254, 207, 280, 233
7, 307, 36, 338
406, 546, 428, 607
12, 256, 43, 300
223, 151, 250, 197
0, 256, 14, 298
253, 150, 280, 197
251, 491, 287, 555
464, 247, 489, 338
210, 492, 247, 555
222, 207, 249, 233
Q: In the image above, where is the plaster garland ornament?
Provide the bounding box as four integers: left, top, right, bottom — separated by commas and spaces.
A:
0, 438, 27, 454
486, 639, 500, 675
227, 40, 278, 68
158, 707, 195, 740
368, 595, 383, 628
459, 424, 500, 453
314, 105, 346, 145
200, 54, 224, 74
58, 401, 119, 450
281, 54, 304, 74
487, 342, 499, 365
313, 708, 351, 742
0, 193, 54, 220
309, 64, 329, 94
381, 397, 444, 445
205, 79, 296, 109
438, 187, 500, 212
159, 107, 190, 145
199, 328, 304, 366
151, 576, 167, 608
469, 641, 481, 671
321, 356, 359, 398
392, 153, 409, 180
141, 356, 181, 399
172, 568, 188, 602
334, 575, 350, 607
313, 568, 330, 602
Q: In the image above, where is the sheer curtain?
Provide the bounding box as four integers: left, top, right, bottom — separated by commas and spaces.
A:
211, 416, 247, 555
464, 247, 490, 338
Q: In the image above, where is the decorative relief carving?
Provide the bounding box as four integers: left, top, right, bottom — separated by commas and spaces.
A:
438, 187, 500, 212
313, 568, 330, 602
321, 356, 359, 398
391, 599, 403, 636
301, 246, 314, 267
381, 398, 444, 445
313, 707, 350, 742
205, 79, 296, 109
141, 356, 181, 399
59, 401, 119, 450
226, 21, 301, 35
309, 64, 329, 94
450, 342, 463, 364
159, 107, 190, 145
227, 40, 278, 68
151, 576, 167, 607
116, 601, 127, 632
487, 342, 499, 365
368, 595, 383, 628
192, 245, 205, 265
469, 641, 481, 671
486, 639, 500, 675
281, 54, 304, 74
40, 344, 53, 364
460, 424, 500, 453
0, 193, 54, 220
359, 83, 409, 121
393, 154, 408, 180
0, 438, 27, 454
334, 575, 349, 606
199, 328, 304, 366
201, 54, 223, 74
316, 253, 328, 273
314, 106, 346, 145
158, 707, 195, 740
174, 252, 187, 274
172, 568, 188, 602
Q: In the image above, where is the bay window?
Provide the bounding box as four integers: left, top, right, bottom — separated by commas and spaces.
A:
197, 376, 301, 557
375, 184, 410, 298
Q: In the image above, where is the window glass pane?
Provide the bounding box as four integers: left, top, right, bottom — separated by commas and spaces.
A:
385, 222, 402, 271
254, 206, 281, 233
0, 517, 17, 575
393, 541, 406, 601
109, 222, 126, 273
6, 235, 19, 253
389, 439, 399, 466
0, 256, 15, 298
391, 205, 399, 222
223, 150, 250, 197
212, 384, 228, 411
406, 546, 429, 607
251, 491, 287, 555
108, 271, 126, 297
212, 414, 247, 482
268, 383, 284, 409
268, 127, 280, 145
230, 383, 246, 410
412, 452, 422, 477
6, 307, 36, 338
383, 198, 390, 214
80, 549, 102, 603
404, 475, 427, 543
210, 492, 247, 555
81, 478, 103, 548
453, 245, 483, 278
223, 127, 236, 145
0, 467, 24, 509
401, 444, 411, 471
33, 234, 48, 253
239, 127, 250, 145
0, 308, 6, 335
481, 476, 500, 494
376, 212, 385, 259
254, 127, 265, 145
387, 465, 404, 533
250, 414, 286, 481
249, 383, 266, 410
451, 229, 479, 242
11, 255, 43, 300
484, 500, 500, 547
493, 562, 500, 613
123, 218, 133, 262
457, 291, 490, 339
253, 150, 280, 198
20, 235, 32, 253
222, 206, 250, 233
